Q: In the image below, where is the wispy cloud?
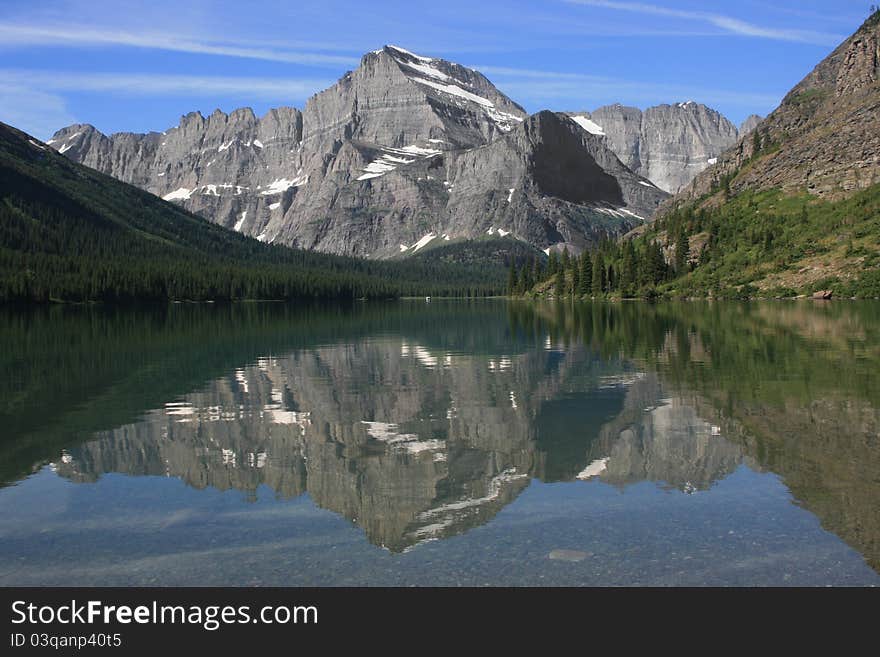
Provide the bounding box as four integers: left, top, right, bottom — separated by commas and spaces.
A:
0, 70, 333, 101
474, 65, 782, 113
0, 83, 75, 140
564, 0, 844, 45
0, 23, 361, 67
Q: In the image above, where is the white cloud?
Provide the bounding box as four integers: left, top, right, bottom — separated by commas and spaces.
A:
564, 0, 844, 45
0, 23, 361, 67
475, 66, 781, 114
0, 70, 332, 102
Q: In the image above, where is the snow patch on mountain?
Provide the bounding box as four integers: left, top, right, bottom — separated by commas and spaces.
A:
409, 77, 523, 132
569, 115, 606, 136
356, 144, 442, 181
233, 210, 247, 232
260, 175, 307, 195
163, 187, 194, 201
386, 45, 432, 62
412, 232, 437, 251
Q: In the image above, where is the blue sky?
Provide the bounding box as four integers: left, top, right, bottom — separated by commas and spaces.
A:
0, 0, 872, 139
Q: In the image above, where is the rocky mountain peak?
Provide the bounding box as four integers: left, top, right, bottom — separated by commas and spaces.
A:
49, 45, 668, 258
739, 114, 763, 135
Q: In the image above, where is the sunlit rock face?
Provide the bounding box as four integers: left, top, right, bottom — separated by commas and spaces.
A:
672, 15, 880, 202
569, 102, 741, 194
49, 46, 666, 258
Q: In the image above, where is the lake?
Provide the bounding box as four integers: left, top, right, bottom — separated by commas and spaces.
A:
0, 300, 878, 586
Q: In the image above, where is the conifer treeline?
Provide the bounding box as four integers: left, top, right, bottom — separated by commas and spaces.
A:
507, 229, 689, 299
0, 196, 503, 303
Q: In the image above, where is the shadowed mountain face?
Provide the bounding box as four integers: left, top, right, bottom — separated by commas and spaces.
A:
2, 301, 878, 575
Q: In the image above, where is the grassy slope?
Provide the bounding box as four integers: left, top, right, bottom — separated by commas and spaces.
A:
656, 184, 880, 298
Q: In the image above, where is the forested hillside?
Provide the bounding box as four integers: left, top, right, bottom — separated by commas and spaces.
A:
510, 183, 880, 300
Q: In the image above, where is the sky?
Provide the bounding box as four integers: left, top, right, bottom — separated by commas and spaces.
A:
0, 0, 873, 139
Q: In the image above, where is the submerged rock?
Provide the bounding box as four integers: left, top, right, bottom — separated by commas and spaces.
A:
548, 549, 590, 562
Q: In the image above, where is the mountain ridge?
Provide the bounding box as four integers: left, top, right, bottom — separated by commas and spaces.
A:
0, 120, 508, 302
667, 11, 880, 206
47, 44, 756, 259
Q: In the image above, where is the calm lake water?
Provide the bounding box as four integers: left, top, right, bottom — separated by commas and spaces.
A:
1, 300, 878, 586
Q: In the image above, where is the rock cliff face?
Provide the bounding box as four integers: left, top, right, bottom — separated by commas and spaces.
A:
567, 102, 741, 193
671, 13, 880, 204
49, 45, 667, 258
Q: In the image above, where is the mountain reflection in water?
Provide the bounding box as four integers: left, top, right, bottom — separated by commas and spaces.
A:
1, 300, 878, 584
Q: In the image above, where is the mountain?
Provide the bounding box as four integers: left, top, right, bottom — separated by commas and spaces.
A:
628, 11, 880, 299
0, 121, 507, 302
738, 114, 763, 135
50, 45, 668, 258
674, 12, 880, 202
566, 102, 741, 193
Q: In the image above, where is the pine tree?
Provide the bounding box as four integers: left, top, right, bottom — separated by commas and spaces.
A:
554, 272, 565, 298
517, 265, 529, 295
649, 242, 667, 284
547, 251, 559, 276
674, 225, 689, 276
578, 253, 592, 296
522, 260, 533, 291
571, 261, 580, 296
620, 240, 636, 296
507, 261, 517, 295
591, 252, 605, 296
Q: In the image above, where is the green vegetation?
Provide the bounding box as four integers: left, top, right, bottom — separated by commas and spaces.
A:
412, 236, 542, 271
511, 183, 880, 300
655, 184, 880, 299
788, 88, 829, 106
0, 123, 504, 303
507, 236, 671, 299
